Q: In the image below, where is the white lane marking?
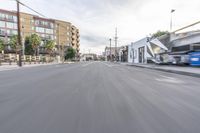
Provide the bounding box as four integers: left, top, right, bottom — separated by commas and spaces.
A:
101, 62, 117, 67
82, 62, 95, 67
155, 75, 183, 84
158, 75, 175, 80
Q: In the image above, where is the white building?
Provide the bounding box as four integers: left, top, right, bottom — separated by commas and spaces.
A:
104, 47, 120, 61
128, 37, 168, 64
80, 53, 97, 61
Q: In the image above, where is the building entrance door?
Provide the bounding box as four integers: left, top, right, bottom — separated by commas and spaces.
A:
138, 46, 145, 63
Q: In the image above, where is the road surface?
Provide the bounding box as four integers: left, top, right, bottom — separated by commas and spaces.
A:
0, 62, 200, 133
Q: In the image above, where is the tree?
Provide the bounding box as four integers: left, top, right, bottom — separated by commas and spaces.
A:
65, 47, 76, 60
44, 40, 55, 62
151, 30, 169, 38
9, 35, 18, 51
9, 35, 19, 62
0, 38, 4, 65
30, 34, 41, 55
45, 40, 55, 55
24, 36, 34, 55
0, 38, 4, 52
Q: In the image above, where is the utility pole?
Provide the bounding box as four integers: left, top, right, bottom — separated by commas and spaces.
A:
114, 28, 118, 61
57, 23, 61, 63
109, 38, 112, 61
17, 0, 22, 67
170, 9, 175, 31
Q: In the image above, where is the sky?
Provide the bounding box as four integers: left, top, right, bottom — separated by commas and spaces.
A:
1, 0, 200, 54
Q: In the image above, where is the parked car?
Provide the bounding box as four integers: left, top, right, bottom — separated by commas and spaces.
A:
189, 51, 200, 66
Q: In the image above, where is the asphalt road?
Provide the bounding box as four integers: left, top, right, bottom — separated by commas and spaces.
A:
0, 62, 200, 133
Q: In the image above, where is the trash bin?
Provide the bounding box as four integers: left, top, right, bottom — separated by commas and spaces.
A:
189, 51, 200, 66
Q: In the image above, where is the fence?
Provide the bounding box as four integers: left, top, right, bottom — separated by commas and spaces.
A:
0, 53, 56, 66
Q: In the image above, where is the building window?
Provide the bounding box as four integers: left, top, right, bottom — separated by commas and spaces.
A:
46, 35, 54, 40
6, 22, 17, 29
45, 28, 53, 34
7, 15, 14, 21
0, 28, 6, 35
0, 21, 6, 27
50, 23, 54, 28
6, 22, 13, 29
35, 20, 39, 25
12, 30, 17, 35
13, 23, 17, 29
7, 30, 17, 36
7, 30, 10, 35
36, 27, 45, 33
13, 16, 17, 22
0, 13, 5, 19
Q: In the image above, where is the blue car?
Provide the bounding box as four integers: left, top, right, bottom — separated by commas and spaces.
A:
189, 51, 200, 66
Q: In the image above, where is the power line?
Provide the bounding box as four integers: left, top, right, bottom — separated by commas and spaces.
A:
11, 0, 76, 34
15, 0, 46, 17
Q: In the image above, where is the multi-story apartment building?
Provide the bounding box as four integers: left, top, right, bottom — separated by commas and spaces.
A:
0, 9, 80, 58
0, 9, 18, 45
71, 25, 80, 54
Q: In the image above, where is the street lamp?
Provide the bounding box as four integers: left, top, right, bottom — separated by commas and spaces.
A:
109, 38, 111, 61
170, 9, 175, 31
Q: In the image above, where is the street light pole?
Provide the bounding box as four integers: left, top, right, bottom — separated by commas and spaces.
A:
114, 27, 118, 61
170, 9, 175, 31
17, 0, 22, 67
109, 38, 111, 61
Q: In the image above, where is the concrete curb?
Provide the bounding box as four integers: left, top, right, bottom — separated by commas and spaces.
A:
127, 64, 200, 78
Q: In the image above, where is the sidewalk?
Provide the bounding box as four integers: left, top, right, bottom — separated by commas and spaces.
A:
120, 62, 200, 78
0, 62, 59, 72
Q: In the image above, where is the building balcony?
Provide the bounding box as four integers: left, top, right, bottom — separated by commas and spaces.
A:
0, 17, 16, 23
72, 30, 76, 34
72, 41, 76, 44
76, 43, 80, 46
35, 24, 54, 29
72, 36, 77, 39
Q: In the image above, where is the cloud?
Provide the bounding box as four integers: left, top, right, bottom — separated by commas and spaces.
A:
1, 0, 200, 54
